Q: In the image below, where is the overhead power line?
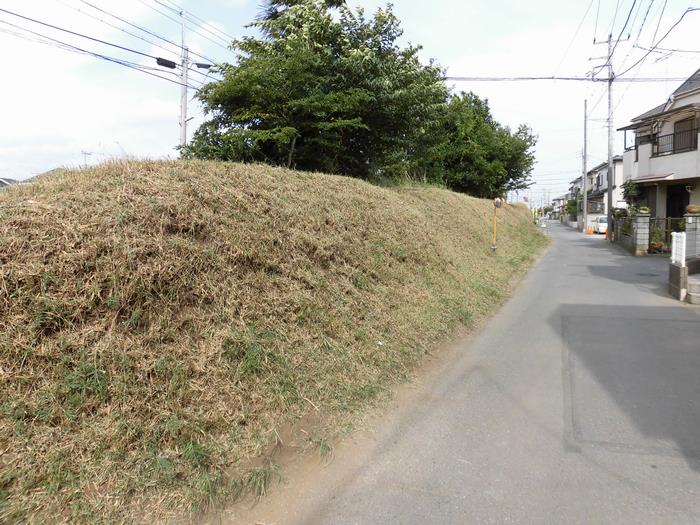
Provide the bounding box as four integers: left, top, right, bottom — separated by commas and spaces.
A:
618, 7, 700, 77
650, 0, 668, 45
625, 0, 644, 41
615, 0, 654, 73
55, 0, 178, 58
593, 0, 601, 41
0, 7, 160, 61
445, 75, 687, 82
609, 0, 623, 34
0, 18, 199, 89
76, 0, 216, 65
635, 43, 700, 54
149, 0, 233, 46
611, 0, 658, 111
52, 0, 213, 80
553, 0, 595, 76
137, 0, 231, 52
605, 0, 637, 67
635, 0, 655, 41
158, 0, 237, 43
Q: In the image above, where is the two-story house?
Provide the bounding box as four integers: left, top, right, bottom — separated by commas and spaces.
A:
586, 155, 624, 216
566, 176, 583, 227
619, 68, 700, 218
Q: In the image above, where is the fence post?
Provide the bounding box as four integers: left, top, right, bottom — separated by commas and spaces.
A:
633, 213, 650, 256
671, 232, 686, 267
669, 231, 689, 301
684, 213, 700, 258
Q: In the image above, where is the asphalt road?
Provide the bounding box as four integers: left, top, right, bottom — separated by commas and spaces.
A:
235, 222, 700, 525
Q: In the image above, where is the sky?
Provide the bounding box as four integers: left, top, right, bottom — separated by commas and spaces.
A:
1, 0, 699, 204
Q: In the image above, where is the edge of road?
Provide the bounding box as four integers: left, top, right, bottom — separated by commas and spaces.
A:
211, 227, 555, 524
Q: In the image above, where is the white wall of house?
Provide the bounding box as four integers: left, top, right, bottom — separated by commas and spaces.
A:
625, 88, 700, 185
647, 146, 699, 182
623, 149, 636, 181
620, 79, 700, 217
590, 160, 624, 211
658, 89, 700, 135
691, 190, 700, 207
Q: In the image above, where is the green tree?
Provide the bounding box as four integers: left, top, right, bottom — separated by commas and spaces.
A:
184, 1, 448, 180
258, 0, 345, 23
435, 93, 536, 198
622, 179, 640, 206
184, 0, 537, 198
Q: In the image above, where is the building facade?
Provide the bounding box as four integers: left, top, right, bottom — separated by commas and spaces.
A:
620, 69, 700, 218
586, 156, 625, 215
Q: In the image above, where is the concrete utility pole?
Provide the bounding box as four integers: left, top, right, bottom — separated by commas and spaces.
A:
593, 34, 619, 242
81, 150, 92, 168
582, 99, 588, 232
179, 13, 189, 148
606, 35, 614, 242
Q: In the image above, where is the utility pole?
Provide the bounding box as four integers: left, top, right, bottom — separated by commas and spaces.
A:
592, 34, 619, 242
606, 35, 614, 242
179, 13, 189, 148
582, 99, 588, 233
81, 150, 92, 168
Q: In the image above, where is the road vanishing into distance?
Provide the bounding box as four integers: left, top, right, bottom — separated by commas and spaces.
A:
233, 222, 700, 525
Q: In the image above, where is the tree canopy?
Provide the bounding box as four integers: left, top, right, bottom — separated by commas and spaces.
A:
183, 0, 536, 198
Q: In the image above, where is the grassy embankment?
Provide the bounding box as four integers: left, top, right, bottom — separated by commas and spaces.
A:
0, 161, 548, 523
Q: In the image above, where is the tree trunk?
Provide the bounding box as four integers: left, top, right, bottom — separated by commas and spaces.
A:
287, 135, 297, 169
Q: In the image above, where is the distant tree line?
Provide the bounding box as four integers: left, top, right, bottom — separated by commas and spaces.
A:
182, 0, 536, 198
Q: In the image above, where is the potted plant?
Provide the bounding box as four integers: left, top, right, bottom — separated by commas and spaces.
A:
648, 223, 664, 253
637, 206, 651, 214
686, 204, 700, 214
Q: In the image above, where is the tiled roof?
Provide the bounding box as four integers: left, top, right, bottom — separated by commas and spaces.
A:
672, 68, 700, 97
632, 103, 666, 122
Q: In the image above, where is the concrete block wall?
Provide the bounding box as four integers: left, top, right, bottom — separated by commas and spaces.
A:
669, 262, 688, 301
685, 213, 700, 258
633, 214, 650, 256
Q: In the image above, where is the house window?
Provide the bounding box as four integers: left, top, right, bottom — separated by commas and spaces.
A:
673, 117, 698, 152
674, 117, 695, 133
588, 201, 604, 214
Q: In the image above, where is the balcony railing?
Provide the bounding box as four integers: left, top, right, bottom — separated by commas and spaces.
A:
651, 129, 698, 157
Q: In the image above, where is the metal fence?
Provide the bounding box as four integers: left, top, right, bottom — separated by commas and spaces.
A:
652, 129, 698, 156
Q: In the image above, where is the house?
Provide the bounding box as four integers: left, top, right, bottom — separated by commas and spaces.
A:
619, 68, 700, 218
586, 155, 625, 216
569, 176, 583, 199
551, 195, 567, 220
566, 177, 583, 227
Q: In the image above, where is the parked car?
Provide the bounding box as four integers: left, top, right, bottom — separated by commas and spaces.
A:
594, 216, 608, 234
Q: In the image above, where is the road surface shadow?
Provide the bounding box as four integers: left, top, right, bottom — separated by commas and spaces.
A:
553, 304, 700, 471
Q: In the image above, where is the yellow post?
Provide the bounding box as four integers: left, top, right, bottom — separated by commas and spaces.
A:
492, 205, 498, 251
492, 197, 503, 252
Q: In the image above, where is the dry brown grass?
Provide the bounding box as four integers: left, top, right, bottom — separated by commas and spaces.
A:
0, 160, 547, 523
